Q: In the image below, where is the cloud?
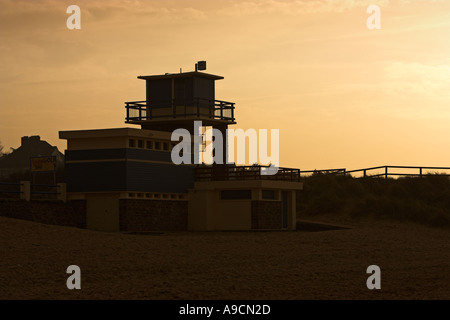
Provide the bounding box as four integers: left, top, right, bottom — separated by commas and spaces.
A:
219, 0, 390, 16
383, 61, 450, 99
0, 0, 207, 30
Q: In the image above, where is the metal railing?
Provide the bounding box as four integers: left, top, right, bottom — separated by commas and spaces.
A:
195, 165, 301, 182
299, 168, 346, 176
298, 166, 450, 178
0, 182, 23, 198
0, 181, 65, 201
344, 166, 450, 178
31, 183, 61, 199
125, 98, 235, 123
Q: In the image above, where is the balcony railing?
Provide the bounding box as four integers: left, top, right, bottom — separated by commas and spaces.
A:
195, 165, 301, 182
125, 98, 235, 123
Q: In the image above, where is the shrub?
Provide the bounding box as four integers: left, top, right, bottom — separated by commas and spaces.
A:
297, 174, 450, 228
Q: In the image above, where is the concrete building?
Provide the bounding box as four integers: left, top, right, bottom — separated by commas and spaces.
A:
59, 66, 302, 232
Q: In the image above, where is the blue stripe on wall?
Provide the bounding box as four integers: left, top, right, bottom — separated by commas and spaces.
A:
65, 160, 195, 193
65, 148, 174, 162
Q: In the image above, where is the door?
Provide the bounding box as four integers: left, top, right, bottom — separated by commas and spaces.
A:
86, 193, 120, 232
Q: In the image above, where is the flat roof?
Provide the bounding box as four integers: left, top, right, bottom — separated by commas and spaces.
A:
137, 71, 224, 81
59, 127, 173, 140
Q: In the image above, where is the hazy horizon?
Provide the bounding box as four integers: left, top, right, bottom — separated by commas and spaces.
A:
1, 0, 450, 170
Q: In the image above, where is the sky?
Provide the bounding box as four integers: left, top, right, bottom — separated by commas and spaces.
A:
1, 0, 450, 170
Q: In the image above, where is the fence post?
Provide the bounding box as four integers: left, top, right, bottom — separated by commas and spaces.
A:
20, 181, 30, 202
57, 183, 67, 202
385, 166, 388, 179
420, 167, 423, 178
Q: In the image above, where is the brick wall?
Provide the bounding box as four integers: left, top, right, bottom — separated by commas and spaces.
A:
251, 200, 282, 229
0, 199, 86, 228
119, 199, 188, 231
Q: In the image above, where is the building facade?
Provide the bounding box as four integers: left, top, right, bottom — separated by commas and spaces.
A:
59, 68, 302, 232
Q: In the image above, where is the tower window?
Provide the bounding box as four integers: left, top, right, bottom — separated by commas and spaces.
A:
155, 142, 161, 150
163, 142, 169, 151
129, 139, 135, 148
146, 141, 153, 149
137, 140, 144, 148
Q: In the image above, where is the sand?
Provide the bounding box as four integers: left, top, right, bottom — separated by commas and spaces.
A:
0, 215, 449, 300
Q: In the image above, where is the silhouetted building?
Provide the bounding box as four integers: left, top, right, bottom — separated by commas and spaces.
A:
0, 136, 64, 179
60, 67, 302, 232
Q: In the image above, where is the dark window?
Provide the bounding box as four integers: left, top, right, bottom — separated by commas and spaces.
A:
262, 190, 275, 200
148, 79, 172, 108
155, 142, 161, 150
163, 142, 169, 151
220, 190, 251, 200
129, 139, 135, 148
146, 141, 153, 149
137, 140, 144, 148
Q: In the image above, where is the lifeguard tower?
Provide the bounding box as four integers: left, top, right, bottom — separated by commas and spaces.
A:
59, 62, 302, 232
126, 63, 235, 131
125, 61, 234, 164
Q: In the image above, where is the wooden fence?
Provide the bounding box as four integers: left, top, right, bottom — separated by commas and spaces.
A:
299, 166, 450, 178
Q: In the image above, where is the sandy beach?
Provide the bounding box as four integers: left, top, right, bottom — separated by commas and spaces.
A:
1, 214, 449, 300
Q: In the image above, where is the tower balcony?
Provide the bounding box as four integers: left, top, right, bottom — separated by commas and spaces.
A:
125, 98, 236, 130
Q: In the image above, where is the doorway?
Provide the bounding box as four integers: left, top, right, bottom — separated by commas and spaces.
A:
86, 193, 119, 232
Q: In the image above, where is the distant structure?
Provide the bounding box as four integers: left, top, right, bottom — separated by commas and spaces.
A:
0, 136, 64, 179
59, 63, 302, 232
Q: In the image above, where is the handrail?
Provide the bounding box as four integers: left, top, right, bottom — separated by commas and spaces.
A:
195, 165, 301, 182
30, 183, 59, 195
300, 166, 450, 178
125, 97, 235, 123
0, 181, 64, 200
31, 183, 60, 188
0, 181, 23, 195
345, 166, 386, 173
300, 168, 346, 174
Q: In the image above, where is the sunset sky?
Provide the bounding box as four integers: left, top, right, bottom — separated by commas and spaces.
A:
1, 0, 449, 170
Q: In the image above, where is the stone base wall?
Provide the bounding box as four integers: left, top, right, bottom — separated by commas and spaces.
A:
119, 199, 188, 231
0, 199, 86, 228
1, 198, 285, 231
251, 200, 282, 229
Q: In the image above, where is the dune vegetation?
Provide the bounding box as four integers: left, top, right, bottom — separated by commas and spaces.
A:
297, 173, 450, 227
